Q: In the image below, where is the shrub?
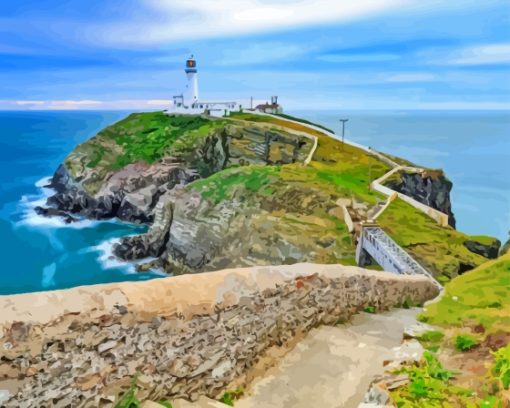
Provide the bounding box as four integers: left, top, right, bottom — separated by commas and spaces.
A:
220, 388, 244, 406
364, 305, 376, 313
491, 344, 510, 390
454, 334, 478, 352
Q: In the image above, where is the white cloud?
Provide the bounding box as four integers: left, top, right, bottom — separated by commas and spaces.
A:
146, 99, 172, 105
94, 0, 409, 44
46, 100, 103, 110
448, 44, 510, 65
317, 53, 400, 63
15, 100, 45, 106
0, 99, 172, 110
384, 73, 436, 82
216, 43, 305, 66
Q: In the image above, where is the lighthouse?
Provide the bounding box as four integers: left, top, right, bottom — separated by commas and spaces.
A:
185, 55, 199, 107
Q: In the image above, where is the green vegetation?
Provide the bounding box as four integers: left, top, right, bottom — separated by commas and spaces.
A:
391, 351, 474, 407
363, 305, 376, 313
219, 388, 244, 406
188, 165, 281, 205
89, 112, 212, 170
114, 375, 172, 408
418, 254, 510, 333
114, 376, 141, 408
491, 344, 510, 390
417, 330, 445, 343
389, 257, 510, 406
378, 198, 494, 280
227, 112, 390, 203
454, 334, 478, 352
66, 112, 226, 193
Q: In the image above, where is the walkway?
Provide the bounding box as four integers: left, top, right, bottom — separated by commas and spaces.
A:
232, 308, 420, 408
356, 225, 442, 290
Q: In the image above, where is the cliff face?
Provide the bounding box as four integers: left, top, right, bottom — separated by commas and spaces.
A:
384, 170, 456, 228
43, 113, 315, 225
40, 111, 499, 280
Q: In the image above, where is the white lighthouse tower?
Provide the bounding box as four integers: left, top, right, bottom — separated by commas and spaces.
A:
184, 55, 199, 107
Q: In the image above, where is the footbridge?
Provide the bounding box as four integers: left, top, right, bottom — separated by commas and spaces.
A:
356, 222, 442, 290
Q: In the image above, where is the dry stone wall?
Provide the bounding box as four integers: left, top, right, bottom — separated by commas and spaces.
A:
0, 263, 439, 408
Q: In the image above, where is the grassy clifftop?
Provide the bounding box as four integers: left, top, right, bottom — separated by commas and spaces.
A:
388, 255, 510, 406
59, 110, 498, 279
378, 198, 495, 281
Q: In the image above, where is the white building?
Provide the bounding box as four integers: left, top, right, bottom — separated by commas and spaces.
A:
169, 55, 240, 117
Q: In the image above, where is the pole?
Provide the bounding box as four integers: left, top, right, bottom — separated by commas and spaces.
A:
339, 119, 349, 151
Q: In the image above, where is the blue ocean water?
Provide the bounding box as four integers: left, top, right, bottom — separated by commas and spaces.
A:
291, 110, 510, 241
0, 111, 165, 295
0, 110, 508, 295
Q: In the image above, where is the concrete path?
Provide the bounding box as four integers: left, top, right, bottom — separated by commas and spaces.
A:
233, 308, 420, 408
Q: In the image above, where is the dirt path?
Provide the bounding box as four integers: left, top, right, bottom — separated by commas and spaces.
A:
233, 308, 420, 408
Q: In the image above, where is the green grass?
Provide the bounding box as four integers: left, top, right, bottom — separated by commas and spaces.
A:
418, 254, 510, 334
417, 330, 445, 343
187, 165, 281, 204
377, 198, 495, 280
101, 112, 213, 169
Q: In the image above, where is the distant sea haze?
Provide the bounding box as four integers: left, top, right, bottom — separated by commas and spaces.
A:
290, 110, 510, 242
0, 109, 508, 295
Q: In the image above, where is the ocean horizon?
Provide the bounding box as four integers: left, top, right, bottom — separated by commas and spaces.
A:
0, 109, 508, 295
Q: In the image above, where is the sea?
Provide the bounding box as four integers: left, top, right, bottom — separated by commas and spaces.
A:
0, 110, 509, 295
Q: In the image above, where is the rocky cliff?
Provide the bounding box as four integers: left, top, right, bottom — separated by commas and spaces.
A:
39, 111, 499, 280
383, 169, 456, 228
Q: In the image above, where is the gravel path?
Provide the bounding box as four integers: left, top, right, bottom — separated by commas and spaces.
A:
233, 308, 419, 408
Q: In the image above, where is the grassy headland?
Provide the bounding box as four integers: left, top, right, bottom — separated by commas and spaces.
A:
389, 255, 510, 406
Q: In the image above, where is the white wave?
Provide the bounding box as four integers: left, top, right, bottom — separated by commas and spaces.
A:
17, 176, 100, 229
89, 238, 166, 276
35, 176, 52, 190
91, 238, 137, 273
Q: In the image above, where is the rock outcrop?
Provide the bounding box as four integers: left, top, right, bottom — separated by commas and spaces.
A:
463, 238, 501, 259
384, 169, 456, 228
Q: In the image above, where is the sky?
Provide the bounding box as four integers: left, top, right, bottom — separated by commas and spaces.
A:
1, 0, 509, 110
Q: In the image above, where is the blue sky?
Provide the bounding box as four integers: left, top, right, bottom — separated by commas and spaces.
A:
1, 0, 509, 110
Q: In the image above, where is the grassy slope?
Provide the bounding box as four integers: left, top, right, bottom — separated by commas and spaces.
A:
377, 198, 492, 280
419, 254, 510, 333
228, 112, 390, 204
390, 256, 510, 407
65, 112, 223, 193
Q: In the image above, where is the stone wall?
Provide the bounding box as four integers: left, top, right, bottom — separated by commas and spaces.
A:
0, 263, 439, 408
